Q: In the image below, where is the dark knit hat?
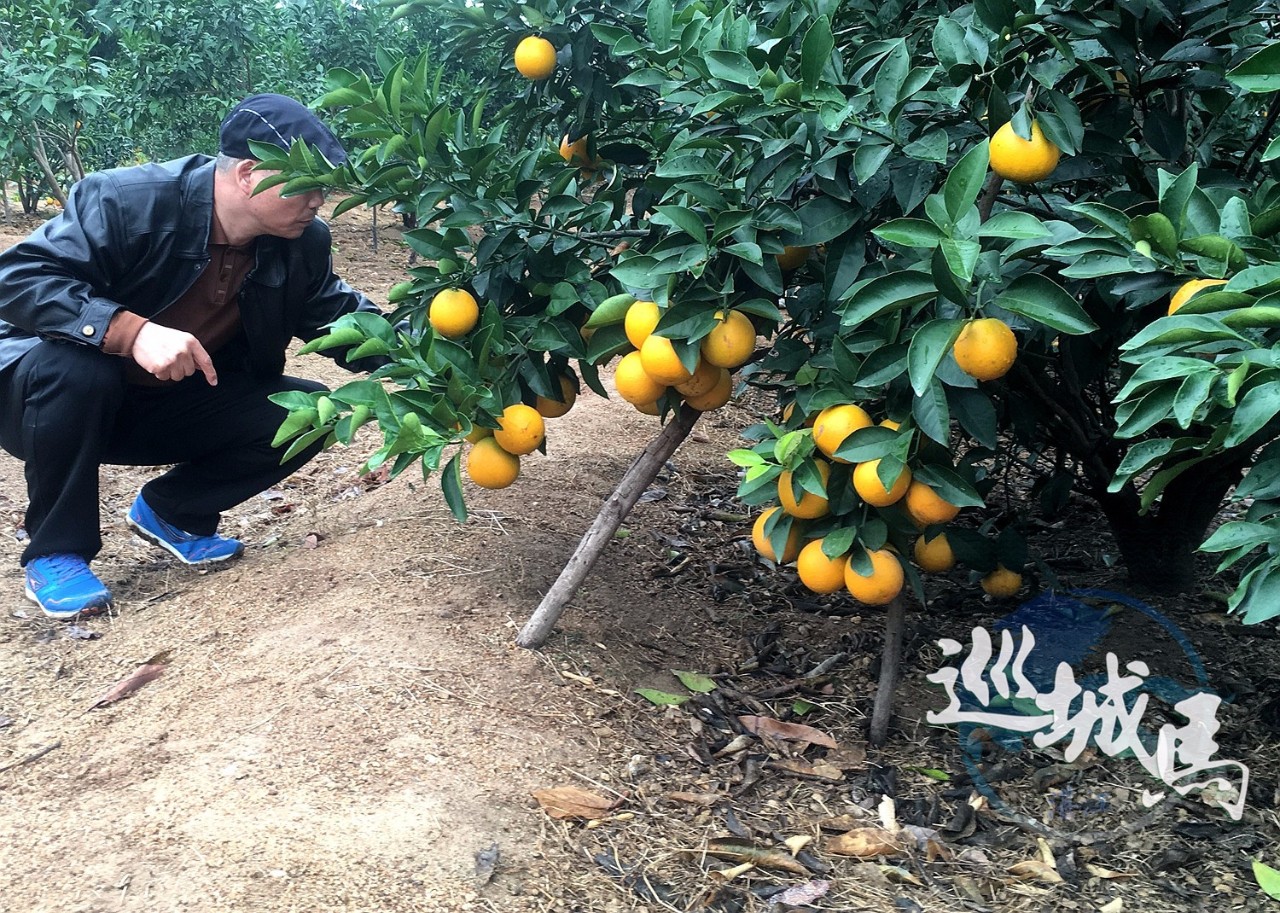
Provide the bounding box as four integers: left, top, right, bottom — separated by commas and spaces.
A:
219, 93, 346, 166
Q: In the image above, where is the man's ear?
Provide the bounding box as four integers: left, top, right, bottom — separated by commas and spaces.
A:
235, 158, 261, 194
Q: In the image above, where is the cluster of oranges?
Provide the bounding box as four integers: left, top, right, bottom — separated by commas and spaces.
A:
427, 287, 578, 490
750, 402, 1023, 605
613, 300, 756, 415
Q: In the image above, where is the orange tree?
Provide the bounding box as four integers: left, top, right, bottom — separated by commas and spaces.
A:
264, 0, 1280, 630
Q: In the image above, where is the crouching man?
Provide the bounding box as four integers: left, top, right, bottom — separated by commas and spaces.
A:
0, 94, 382, 618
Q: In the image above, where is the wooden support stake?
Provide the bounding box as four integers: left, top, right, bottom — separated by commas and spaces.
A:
869, 595, 906, 747
517, 404, 701, 648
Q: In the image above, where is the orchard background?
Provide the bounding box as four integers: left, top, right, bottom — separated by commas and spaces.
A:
4, 0, 1280, 910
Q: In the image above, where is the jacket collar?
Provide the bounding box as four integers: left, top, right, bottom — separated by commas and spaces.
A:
176, 156, 218, 260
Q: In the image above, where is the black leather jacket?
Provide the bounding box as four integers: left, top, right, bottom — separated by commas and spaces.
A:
0, 154, 382, 378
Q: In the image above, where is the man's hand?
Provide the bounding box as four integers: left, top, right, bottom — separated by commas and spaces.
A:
130, 323, 217, 385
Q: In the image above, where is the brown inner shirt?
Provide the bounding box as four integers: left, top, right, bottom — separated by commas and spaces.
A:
103, 208, 254, 386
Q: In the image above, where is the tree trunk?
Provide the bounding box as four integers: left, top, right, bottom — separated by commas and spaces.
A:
869, 596, 906, 747
517, 404, 701, 648
29, 129, 67, 207
1095, 451, 1248, 593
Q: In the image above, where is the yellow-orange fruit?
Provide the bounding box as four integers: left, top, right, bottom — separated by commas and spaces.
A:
467, 437, 520, 489
904, 481, 961, 527
428, 288, 479, 338
751, 507, 802, 564
853, 460, 912, 507
514, 36, 557, 80
614, 351, 667, 405
913, 532, 955, 572
953, 318, 1017, 382
674, 358, 718, 397
624, 300, 661, 349
776, 246, 810, 271
640, 334, 694, 385
989, 120, 1061, 183
844, 548, 905, 605
493, 403, 545, 455
535, 375, 577, 418
796, 539, 849, 593
813, 404, 873, 462
700, 310, 756, 368
777, 460, 831, 520
982, 566, 1023, 598
683, 367, 732, 411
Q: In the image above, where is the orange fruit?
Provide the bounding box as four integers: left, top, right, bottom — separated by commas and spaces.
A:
751, 507, 802, 564
464, 424, 492, 444
559, 134, 591, 167
514, 36, 557, 80
493, 403, 545, 455
953, 318, 1017, 382
844, 548, 905, 605
853, 460, 911, 507
981, 566, 1023, 598
640, 335, 694, 385
682, 367, 732, 411
535, 375, 577, 418
700, 310, 756, 368
428, 288, 479, 338
624, 300, 661, 349
813, 404, 873, 462
1169, 278, 1227, 315
880, 419, 901, 431
467, 437, 520, 489
796, 540, 849, 593
633, 400, 661, 416
614, 351, 667, 405
913, 532, 954, 572
904, 481, 961, 527
776, 246, 810, 271
674, 358, 718, 397
778, 460, 831, 519
989, 121, 1061, 183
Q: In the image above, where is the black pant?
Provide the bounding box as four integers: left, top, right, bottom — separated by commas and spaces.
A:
0, 340, 326, 565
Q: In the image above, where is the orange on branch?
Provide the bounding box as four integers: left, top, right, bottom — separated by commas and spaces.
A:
913, 532, 955, 572
778, 460, 831, 520
467, 437, 520, 489
535, 376, 577, 418
813, 404, 872, 462
493, 404, 545, 455
624, 300, 661, 349
428, 288, 479, 339
844, 548, 905, 606
953, 318, 1017, 382
796, 540, 849, 594
514, 36, 557, 80
639, 335, 694, 385
989, 120, 1061, 183
614, 351, 667, 405
682, 367, 732, 411
982, 566, 1024, 598
904, 481, 961, 527
700, 310, 756, 368
853, 460, 911, 507
751, 508, 802, 564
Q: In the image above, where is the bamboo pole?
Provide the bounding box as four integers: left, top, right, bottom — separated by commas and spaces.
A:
517, 404, 701, 648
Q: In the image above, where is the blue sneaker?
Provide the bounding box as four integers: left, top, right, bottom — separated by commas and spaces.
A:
24, 554, 113, 619
126, 494, 244, 566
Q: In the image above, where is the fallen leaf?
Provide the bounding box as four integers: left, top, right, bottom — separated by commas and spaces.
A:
737, 715, 837, 749
704, 838, 810, 874
767, 758, 843, 781
824, 828, 905, 858
1098, 899, 1123, 913
712, 734, 754, 758
818, 814, 867, 832
532, 786, 620, 820
1008, 860, 1065, 883
772, 879, 831, 905
784, 835, 812, 855
666, 791, 721, 807
710, 861, 754, 882
1086, 863, 1139, 880
88, 651, 171, 710
673, 670, 717, 693
635, 688, 688, 706
879, 864, 923, 886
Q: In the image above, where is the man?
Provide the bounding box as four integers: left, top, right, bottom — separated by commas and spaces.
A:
0, 94, 384, 619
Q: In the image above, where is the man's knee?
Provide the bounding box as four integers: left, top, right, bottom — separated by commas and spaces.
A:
25, 342, 126, 405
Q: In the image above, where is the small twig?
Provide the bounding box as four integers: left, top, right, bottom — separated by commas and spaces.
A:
0, 740, 62, 775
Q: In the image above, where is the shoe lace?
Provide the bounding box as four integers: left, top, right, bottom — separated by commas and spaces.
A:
40, 554, 95, 582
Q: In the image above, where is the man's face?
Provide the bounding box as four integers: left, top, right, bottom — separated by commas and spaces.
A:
244, 169, 325, 239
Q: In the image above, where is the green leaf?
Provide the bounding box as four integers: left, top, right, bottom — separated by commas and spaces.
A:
1068, 202, 1131, 238
873, 218, 944, 248
908, 319, 965, 396
647, 0, 673, 49
1225, 380, 1280, 447
978, 211, 1051, 239
944, 140, 989, 222
635, 688, 689, 706
653, 205, 708, 244
1129, 213, 1179, 260
841, 271, 937, 326
1201, 522, 1279, 554
905, 767, 951, 781
994, 273, 1099, 335
1227, 43, 1280, 93
833, 426, 899, 463
440, 451, 467, 521
673, 670, 717, 693
801, 16, 834, 91
794, 196, 860, 246
584, 294, 636, 329
914, 464, 985, 507
913, 379, 950, 445
940, 238, 981, 283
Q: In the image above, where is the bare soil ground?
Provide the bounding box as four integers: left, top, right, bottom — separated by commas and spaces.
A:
2, 201, 1278, 913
